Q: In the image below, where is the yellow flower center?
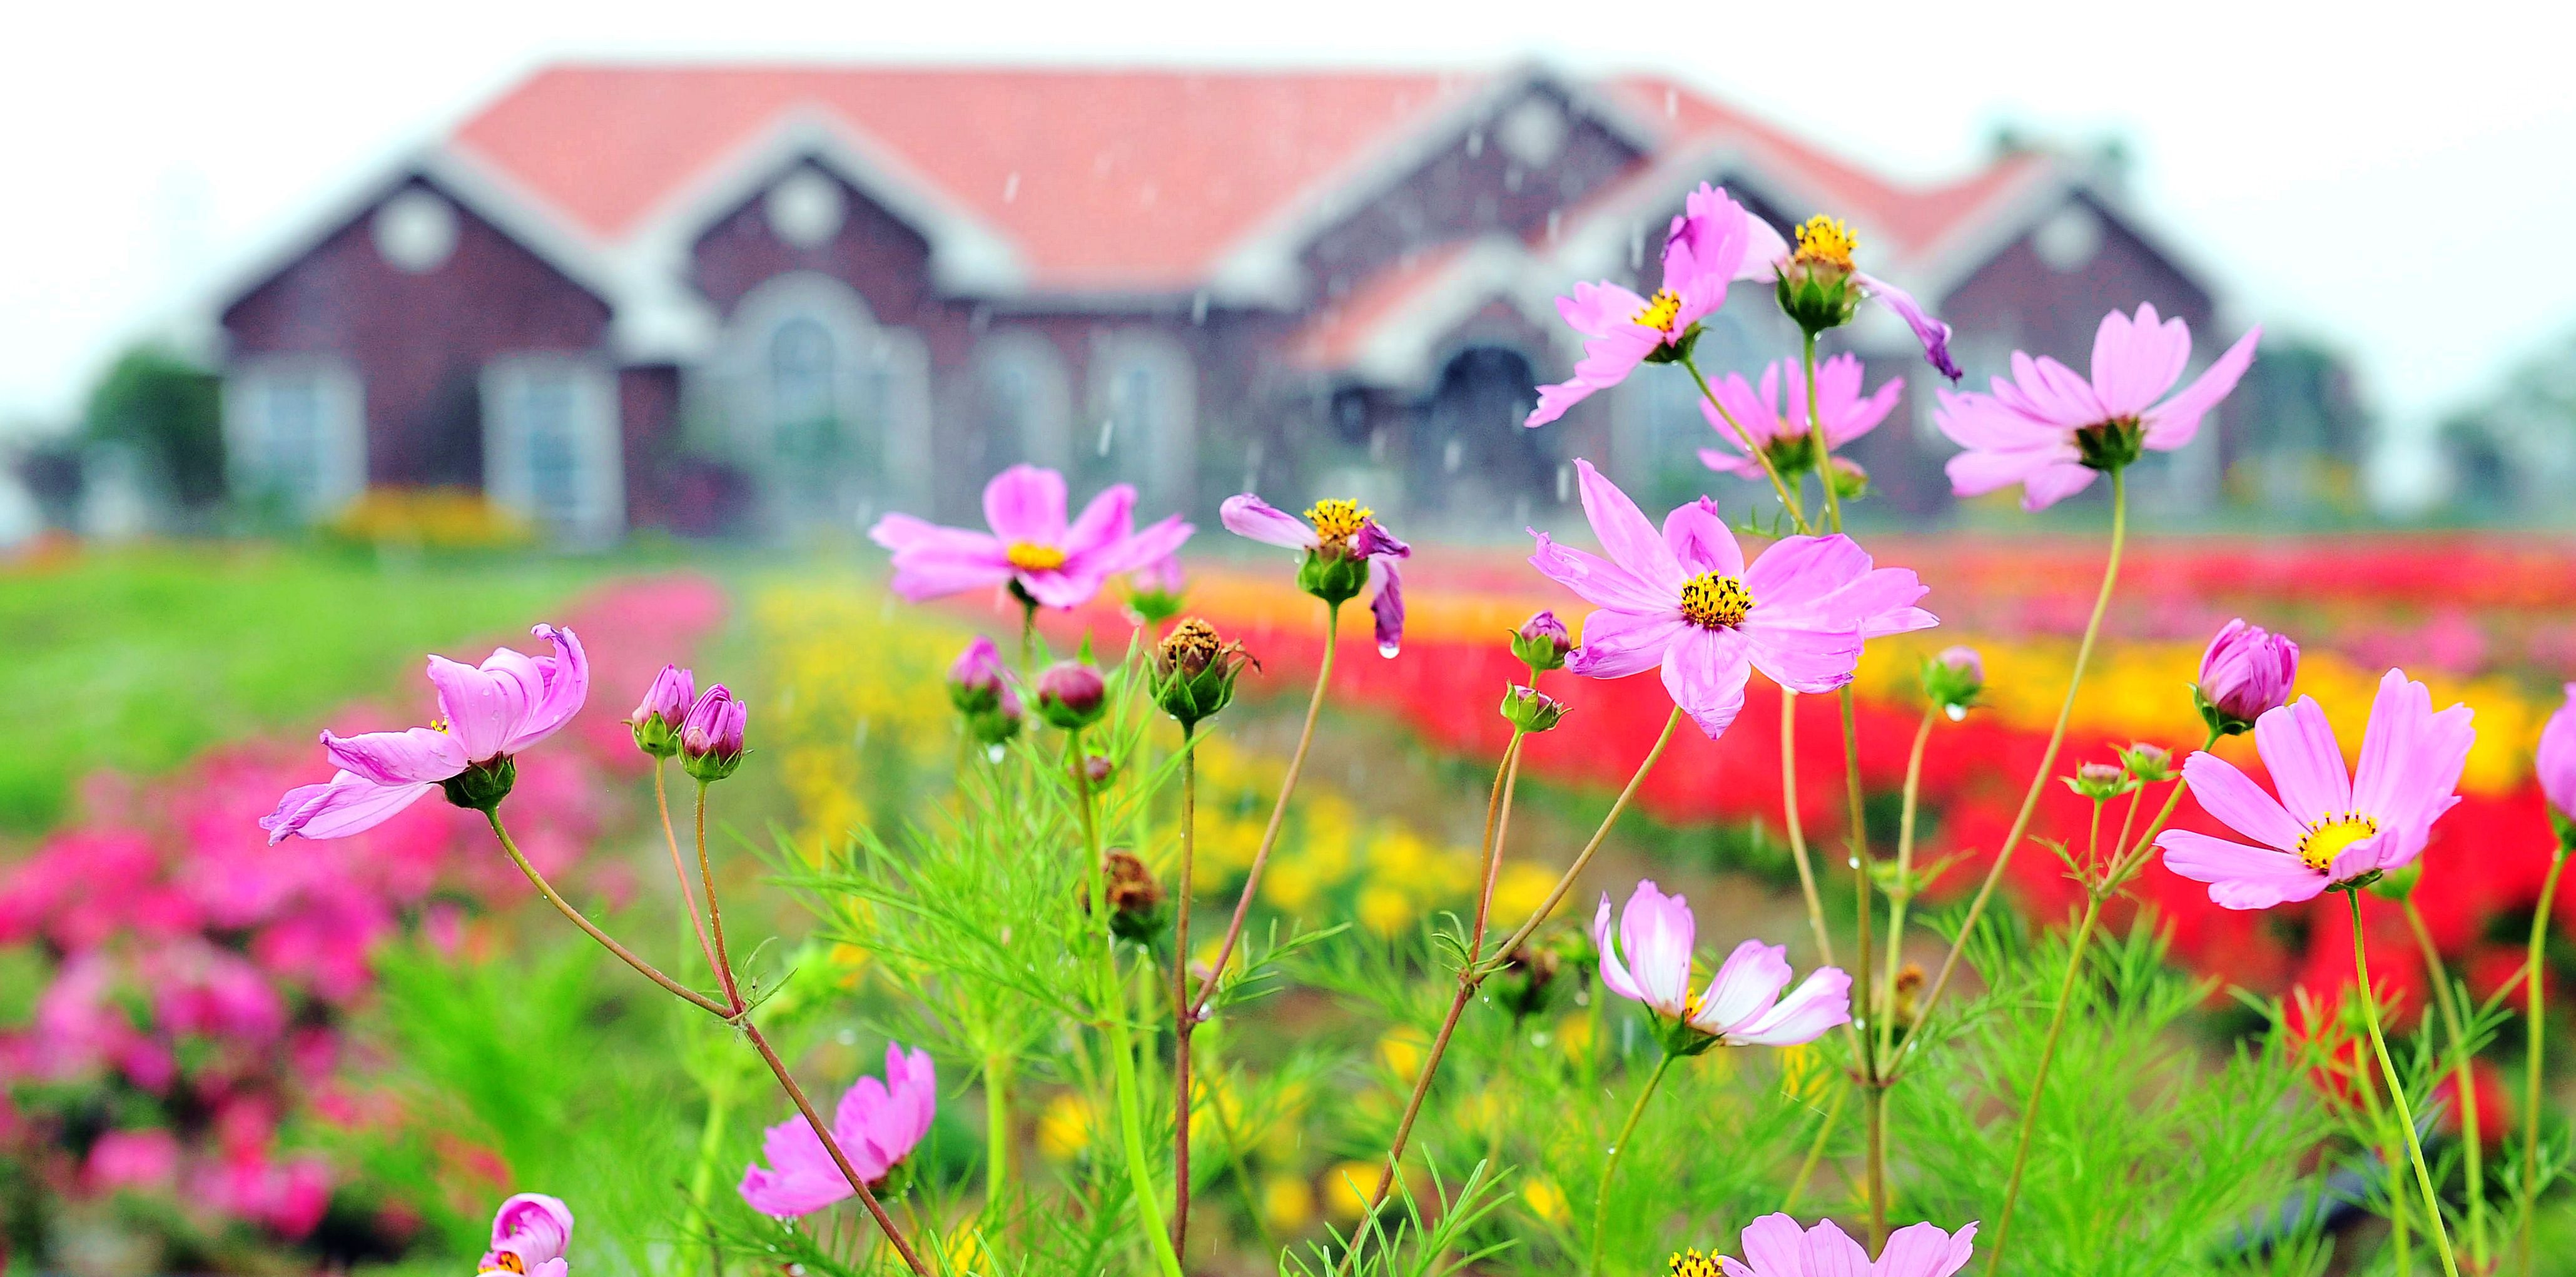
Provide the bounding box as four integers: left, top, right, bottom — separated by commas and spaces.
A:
481, 1255, 527, 1275
1670, 1249, 1724, 1277
1304, 498, 1373, 547
1793, 215, 1858, 270
2298, 814, 2380, 872
1679, 572, 1755, 629
1631, 287, 1683, 333
1005, 541, 1067, 572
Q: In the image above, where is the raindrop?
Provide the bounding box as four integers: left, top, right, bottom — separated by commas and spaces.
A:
1096, 416, 1116, 457
1443, 438, 1463, 473
1945, 705, 1967, 722
1466, 128, 1484, 157
835, 1027, 858, 1045
853, 720, 871, 752
1546, 209, 1561, 243
1556, 463, 1573, 502
1244, 440, 1264, 491
1003, 171, 1021, 203
1628, 221, 1644, 271
1379, 637, 1401, 660
985, 744, 1007, 764
1191, 291, 1209, 324
1847, 856, 1860, 869
1369, 428, 1387, 463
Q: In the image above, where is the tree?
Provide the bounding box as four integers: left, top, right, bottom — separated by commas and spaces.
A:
83, 345, 223, 510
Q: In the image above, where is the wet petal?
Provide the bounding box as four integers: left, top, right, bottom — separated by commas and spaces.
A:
982, 465, 1069, 543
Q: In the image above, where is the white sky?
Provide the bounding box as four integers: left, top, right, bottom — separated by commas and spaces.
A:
6, 0, 2573, 455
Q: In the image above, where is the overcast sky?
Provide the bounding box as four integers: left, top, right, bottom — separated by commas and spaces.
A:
6, 0, 2572, 462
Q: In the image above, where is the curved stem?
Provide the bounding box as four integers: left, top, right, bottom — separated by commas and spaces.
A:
1484, 707, 1685, 968
1837, 685, 1884, 1247
1912, 469, 2128, 1038
1803, 331, 1842, 533
2405, 898, 2487, 1269
1190, 605, 1340, 1019
1681, 350, 1812, 535
1985, 893, 2106, 1275
743, 1023, 934, 1276
696, 782, 742, 1008
1876, 708, 1937, 1066
655, 764, 721, 979
2521, 845, 2568, 1275
484, 809, 729, 1017
1588, 1052, 1676, 1277
2351, 890, 2464, 1277
1781, 690, 1835, 969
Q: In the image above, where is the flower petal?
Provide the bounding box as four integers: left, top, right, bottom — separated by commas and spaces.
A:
1057, 484, 1139, 565
1617, 880, 1695, 1013
2142, 325, 2261, 450
2017, 462, 2100, 511
2254, 697, 2351, 822
2178, 750, 2306, 853
1798, 1216, 1878, 1277
1689, 939, 1791, 1034
1728, 966, 1852, 1046
2089, 303, 2192, 420
2156, 829, 2326, 911
1593, 893, 1646, 1004
1566, 607, 1688, 680
1219, 494, 1318, 550
1371, 560, 1405, 657
260, 772, 437, 844
1573, 459, 1685, 591
1662, 624, 1752, 740
1529, 531, 1675, 615
982, 464, 1068, 543
1874, 1221, 1977, 1277
428, 654, 537, 762
322, 727, 467, 785
1855, 272, 1960, 383
505, 624, 589, 752
2350, 668, 2476, 833
1661, 497, 1745, 578
1733, 1213, 1808, 1277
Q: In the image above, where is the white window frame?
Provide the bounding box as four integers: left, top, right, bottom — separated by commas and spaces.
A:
716, 272, 933, 522
222, 357, 366, 519
481, 355, 624, 545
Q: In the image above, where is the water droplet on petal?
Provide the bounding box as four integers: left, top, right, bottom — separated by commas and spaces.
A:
985, 744, 1007, 764
1946, 705, 1967, 722
1378, 639, 1401, 659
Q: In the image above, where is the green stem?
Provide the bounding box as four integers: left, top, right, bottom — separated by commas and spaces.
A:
1170, 729, 1196, 1257
985, 1052, 1012, 1213
2522, 845, 2568, 1275
1783, 1083, 1846, 1211
1588, 1052, 1677, 1277
1073, 726, 1184, 1277
2350, 890, 2464, 1277
484, 809, 729, 1017
1483, 708, 1685, 970
1782, 690, 1835, 970
1876, 708, 1937, 1066
1837, 685, 1884, 1247
1803, 331, 1842, 533
1681, 350, 1812, 535
2403, 898, 2486, 1269
1985, 893, 2106, 1275
654, 762, 722, 979
1909, 469, 2128, 1041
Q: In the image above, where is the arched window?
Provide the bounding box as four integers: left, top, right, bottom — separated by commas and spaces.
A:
1085, 332, 1195, 509
720, 273, 930, 530
1413, 346, 1551, 530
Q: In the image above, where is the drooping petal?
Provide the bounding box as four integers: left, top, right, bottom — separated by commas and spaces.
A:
1567, 606, 1690, 680
1854, 272, 1960, 383
1739, 611, 1865, 695
260, 772, 439, 844
507, 624, 589, 752
1662, 624, 1753, 740
1593, 893, 1646, 1004
427, 655, 537, 763
2089, 303, 2193, 420
1529, 531, 1676, 615
2178, 750, 2308, 853
1728, 966, 1852, 1046
2141, 325, 2262, 451
1356, 519, 1411, 560
1371, 560, 1406, 658
981, 464, 1069, 543
1874, 1221, 1977, 1277
1661, 496, 1745, 578
488, 1193, 574, 1268
2016, 461, 2100, 511
322, 728, 468, 786
1525, 325, 1660, 427
2156, 830, 2328, 910
1944, 448, 2066, 500
1688, 939, 1792, 1034
2253, 697, 2352, 823
1220, 494, 1319, 550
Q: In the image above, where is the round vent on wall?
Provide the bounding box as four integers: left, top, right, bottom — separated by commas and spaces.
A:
766, 169, 848, 250
2032, 204, 2104, 273
1496, 97, 1569, 169
373, 188, 459, 274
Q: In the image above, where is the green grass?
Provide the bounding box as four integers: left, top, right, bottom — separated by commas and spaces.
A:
0, 542, 608, 835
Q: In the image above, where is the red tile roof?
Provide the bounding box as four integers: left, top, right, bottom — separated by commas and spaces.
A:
450, 64, 1490, 291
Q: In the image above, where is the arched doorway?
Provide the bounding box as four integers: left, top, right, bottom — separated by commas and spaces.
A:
1411, 346, 1556, 532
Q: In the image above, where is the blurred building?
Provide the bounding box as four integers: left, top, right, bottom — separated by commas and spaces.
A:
203, 64, 2263, 542
2437, 327, 2576, 523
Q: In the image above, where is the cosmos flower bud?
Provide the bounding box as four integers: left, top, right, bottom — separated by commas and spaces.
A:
1125, 556, 1187, 627
680, 685, 748, 783
2064, 761, 2135, 802
1511, 610, 1571, 674
1774, 216, 1864, 336
2196, 620, 2300, 737
1499, 685, 1570, 734
1084, 850, 1167, 944
966, 687, 1023, 748
1825, 456, 1869, 502
1034, 662, 1108, 731
1920, 646, 1984, 720
1152, 618, 1255, 729
2368, 859, 2422, 901
947, 637, 1007, 715
1076, 754, 1116, 788
2538, 684, 2576, 846
1491, 927, 1595, 1022
629, 664, 695, 758
2120, 742, 2174, 782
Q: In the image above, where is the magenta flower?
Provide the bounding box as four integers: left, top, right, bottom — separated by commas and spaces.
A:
1528, 460, 1934, 739
1737, 214, 1963, 383
2197, 618, 2300, 734
1711, 1213, 1976, 1277
2157, 669, 2475, 909
1593, 881, 1849, 1046
1220, 493, 1412, 656
739, 1042, 937, 1217
1524, 182, 1754, 427
866, 465, 1192, 608
679, 685, 747, 782
1698, 353, 1903, 479
2538, 684, 2576, 826
1934, 303, 2261, 510
479, 1192, 574, 1277
628, 664, 694, 757
948, 636, 1008, 710
261, 625, 587, 843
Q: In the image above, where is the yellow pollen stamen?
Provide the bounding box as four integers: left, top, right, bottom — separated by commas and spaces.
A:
1632, 287, 1684, 333
1304, 498, 1373, 547
1005, 541, 1067, 572
2297, 814, 2380, 872
1679, 572, 1755, 629
481, 1255, 527, 1275
1793, 215, 1858, 270
429, 715, 449, 734
1671, 1248, 1724, 1277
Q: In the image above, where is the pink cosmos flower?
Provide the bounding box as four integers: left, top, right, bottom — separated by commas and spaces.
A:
1593, 881, 1849, 1046
1737, 215, 1963, 383
2537, 683, 2576, 824
1525, 182, 1753, 427
1711, 1213, 1977, 1277
1699, 353, 1904, 479
866, 465, 1192, 608
1934, 303, 2261, 510
2157, 669, 2475, 909
480, 1192, 574, 1277
2198, 618, 2300, 732
261, 625, 588, 844
1528, 460, 1935, 739
1220, 494, 1411, 656
739, 1042, 936, 1217
86, 1128, 181, 1193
